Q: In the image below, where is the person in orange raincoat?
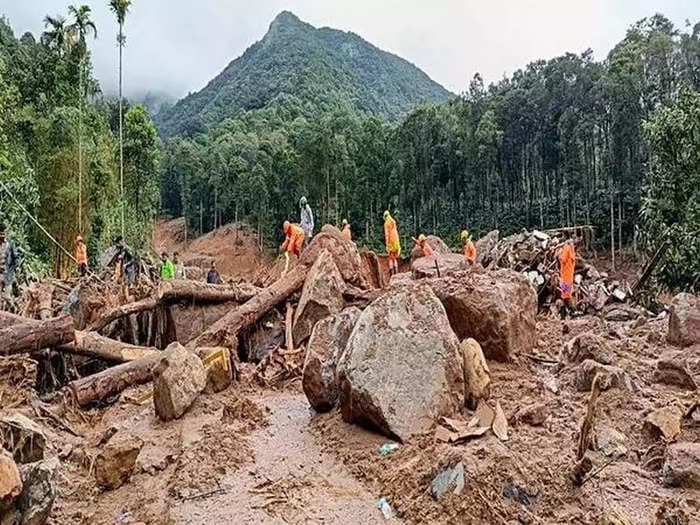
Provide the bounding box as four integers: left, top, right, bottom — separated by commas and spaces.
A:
383, 211, 401, 275
415, 234, 434, 257
281, 220, 305, 273
460, 230, 476, 264
341, 219, 352, 242
557, 236, 576, 318
76, 235, 88, 276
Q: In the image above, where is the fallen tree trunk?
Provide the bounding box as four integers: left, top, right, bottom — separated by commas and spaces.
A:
190, 266, 308, 350
89, 296, 159, 333
0, 310, 32, 329
67, 349, 167, 407
0, 314, 74, 356
60, 331, 158, 363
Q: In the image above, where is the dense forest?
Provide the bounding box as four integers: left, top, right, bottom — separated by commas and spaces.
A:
0, 3, 160, 277
0, 6, 697, 292
161, 13, 699, 291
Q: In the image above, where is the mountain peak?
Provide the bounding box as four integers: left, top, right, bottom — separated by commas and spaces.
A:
271, 11, 301, 26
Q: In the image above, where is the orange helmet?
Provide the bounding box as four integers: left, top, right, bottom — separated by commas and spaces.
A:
283, 220, 291, 233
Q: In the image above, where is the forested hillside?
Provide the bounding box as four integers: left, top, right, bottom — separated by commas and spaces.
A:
162, 14, 699, 291
0, 6, 160, 277
155, 11, 452, 137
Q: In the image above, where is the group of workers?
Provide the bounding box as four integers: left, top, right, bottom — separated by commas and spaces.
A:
158, 252, 222, 284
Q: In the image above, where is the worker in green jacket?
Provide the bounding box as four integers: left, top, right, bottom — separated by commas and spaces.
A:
159, 252, 176, 280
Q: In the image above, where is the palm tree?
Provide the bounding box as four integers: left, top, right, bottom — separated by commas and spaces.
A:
41, 15, 68, 56
109, 0, 132, 238
68, 4, 97, 234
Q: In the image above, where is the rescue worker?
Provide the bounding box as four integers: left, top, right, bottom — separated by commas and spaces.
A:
557, 235, 576, 319
461, 230, 476, 264
383, 211, 401, 276
173, 252, 186, 279
281, 220, 305, 274
206, 260, 222, 284
341, 219, 352, 242
415, 234, 434, 257
111, 236, 136, 286
159, 252, 175, 280
76, 235, 88, 276
299, 196, 314, 248
0, 223, 17, 305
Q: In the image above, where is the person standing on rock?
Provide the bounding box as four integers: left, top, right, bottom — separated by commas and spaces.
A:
281, 220, 305, 274
557, 236, 576, 318
383, 211, 401, 276
75, 235, 88, 276
299, 196, 314, 248
0, 223, 17, 306
206, 260, 222, 284
159, 252, 176, 281
341, 219, 352, 242
461, 230, 476, 264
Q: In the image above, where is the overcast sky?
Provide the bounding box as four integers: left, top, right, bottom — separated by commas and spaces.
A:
2, 1, 698, 100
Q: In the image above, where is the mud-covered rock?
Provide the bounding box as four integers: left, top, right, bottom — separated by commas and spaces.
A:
338, 283, 464, 442
662, 442, 700, 489
94, 433, 143, 490
511, 402, 548, 426
644, 405, 683, 441
667, 293, 700, 347
653, 350, 697, 390
293, 249, 345, 344
574, 360, 628, 392
563, 333, 615, 365
301, 225, 366, 288
412, 253, 468, 279
594, 427, 628, 457
302, 308, 362, 412
428, 270, 536, 361
17, 457, 59, 525
153, 343, 206, 421
461, 338, 490, 410
0, 414, 47, 463
0, 449, 22, 510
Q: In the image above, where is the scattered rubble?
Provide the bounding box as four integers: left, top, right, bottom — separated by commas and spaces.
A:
574, 360, 628, 391
17, 457, 59, 525
594, 427, 628, 457
0, 449, 22, 508
563, 333, 615, 364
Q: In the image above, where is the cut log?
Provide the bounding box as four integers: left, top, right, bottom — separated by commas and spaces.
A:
158, 280, 260, 304
190, 266, 307, 350
0, 310, 33, 329
67, 350, 167, 407
59, 331, 158, 363
89, 296, 159, 333
0, 314, 74, 356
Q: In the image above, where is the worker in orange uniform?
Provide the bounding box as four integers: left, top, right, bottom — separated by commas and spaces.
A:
280, 220, 305, 274
341, 219, 352, 242
76, 235, 88, 276
461, 230, 476, 264
415, 234, 434, 257
383, 211, 401, 276
557, 235, 576, 319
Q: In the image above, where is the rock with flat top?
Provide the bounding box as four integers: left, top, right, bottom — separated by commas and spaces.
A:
302, 308, 361, 412
293, 249, 345, 344
17, 457, 59, 525
412, 253, 468, 279
428, 270, 536, 361
662, 442, 700, 489
153, 343, 206, 421
667, 293, 700, 347
338, 283, 464, 442
94, 432, 143, 490
461, 338, 490, 410
0, 413, 47, 463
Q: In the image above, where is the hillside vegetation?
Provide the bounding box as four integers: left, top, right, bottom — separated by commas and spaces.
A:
155, 11, 452, 137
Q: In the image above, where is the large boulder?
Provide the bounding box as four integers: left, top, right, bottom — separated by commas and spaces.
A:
0, 450, 22, 511
94, 432, 144, 491
0, 414, 47, 463
662, 442, 700, 489
412, 253, 469, 279
301, 225, 366, 288
17, 457, 59, 525
409, 235, 450, 262
427, 270, 537, 361
293, 249, 345, 344
475, 230, 499, 266
338, 283, 464, 442
302, 307, 362, 412
667, 293, 700, 347
152, 343, 207, 421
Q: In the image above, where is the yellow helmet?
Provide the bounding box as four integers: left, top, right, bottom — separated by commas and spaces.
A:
342, 219, 348, 226
460, 230, 469, 241
417, 234, 427, 243
383, 210, 391, 220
